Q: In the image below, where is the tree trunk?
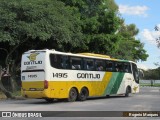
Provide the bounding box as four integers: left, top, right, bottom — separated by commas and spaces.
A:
0, 66, 14, 99
10, 61, 18, 92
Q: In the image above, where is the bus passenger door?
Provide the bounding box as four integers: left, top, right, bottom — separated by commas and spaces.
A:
131, 63, 140, 93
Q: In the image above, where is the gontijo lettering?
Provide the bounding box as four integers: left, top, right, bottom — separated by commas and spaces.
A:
77, 73, 100, 79
24, 61, 42, 65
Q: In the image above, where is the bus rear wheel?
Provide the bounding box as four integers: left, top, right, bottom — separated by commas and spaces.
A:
78, 87, 89, 101
68, 88, 78, 102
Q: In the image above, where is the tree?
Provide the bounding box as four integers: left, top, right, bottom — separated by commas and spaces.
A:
0, 0, 85, 49
0, 0, 84, 98
113, 24, 148, 61
143, 67, 160, 80
60, 0, 148, 61
60, 0, 123, 54
155, 25, 160, 48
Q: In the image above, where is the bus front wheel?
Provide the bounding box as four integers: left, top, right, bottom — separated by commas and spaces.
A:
68, 88, 78, 102
125, 86, 131, 97
78, 87, 89, 101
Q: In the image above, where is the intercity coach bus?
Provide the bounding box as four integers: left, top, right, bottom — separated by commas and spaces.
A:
21, 49, 139, 102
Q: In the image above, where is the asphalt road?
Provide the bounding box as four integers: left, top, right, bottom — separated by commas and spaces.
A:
0, 87, 160, 120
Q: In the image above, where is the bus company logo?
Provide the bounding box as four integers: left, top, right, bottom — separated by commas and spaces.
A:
133, 86, 138, 92
27, 53, 39, 61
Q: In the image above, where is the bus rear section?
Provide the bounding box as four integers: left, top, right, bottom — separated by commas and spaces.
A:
21, 50, 50, 98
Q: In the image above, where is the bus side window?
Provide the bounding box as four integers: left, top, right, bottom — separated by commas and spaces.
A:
50, 54, 69, 69
106, 61, 113, 71
84, 59, 94, 71
115, 62, 120, 72
50, 54, 60, 69
61, 56, 69, 69
114, 62, 124, 72
124, 63, 131, 73
70, 57, 82, 70
95, 60, 105, 71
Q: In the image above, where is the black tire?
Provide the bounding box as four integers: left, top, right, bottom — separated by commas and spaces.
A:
106, 95, 110, 98
78, 87, 89, 101
125, 87, 130, 97
68, 88, 78, 102
45, 98, 54, 103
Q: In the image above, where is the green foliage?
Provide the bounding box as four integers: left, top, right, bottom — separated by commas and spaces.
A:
0, 0, 149, 65
88, 34, 119, 54
143, 67, 160, 80
0, 0, 83, 47
60, 0, 148, 61
60, 0, 121, 53
114, 24, 148, 61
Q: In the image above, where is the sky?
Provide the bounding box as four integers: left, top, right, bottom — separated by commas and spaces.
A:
115, 0, 160, 70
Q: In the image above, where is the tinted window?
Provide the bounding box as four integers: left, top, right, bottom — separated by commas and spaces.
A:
70, 57, 82, 70
106, 61, 114, 72
50, 54, 132, 74
50, 54, 69, 69
95, 60, 105, 71
83, 58, 94, 70
112, 62, 131, 73
114, 62, 124, 72
50, 54, 61, 69
124, 63, 132, 73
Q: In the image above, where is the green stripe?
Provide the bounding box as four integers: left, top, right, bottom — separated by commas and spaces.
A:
103, 72, 124, 95
110, 72, 124, 94
104, 72, 119, 95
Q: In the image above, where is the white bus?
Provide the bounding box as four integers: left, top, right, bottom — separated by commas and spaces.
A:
21, 49, 139, 102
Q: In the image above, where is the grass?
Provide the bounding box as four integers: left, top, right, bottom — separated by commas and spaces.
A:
140, 83, 160, 87
0, 92, 6, 99
0, 91, 22, 99
11, 91, 21, 96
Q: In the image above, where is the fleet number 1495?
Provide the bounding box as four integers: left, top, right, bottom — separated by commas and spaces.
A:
53, 73, 68, 78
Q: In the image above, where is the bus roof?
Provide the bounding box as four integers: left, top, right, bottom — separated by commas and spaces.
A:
78, 53, 110, 59
23, 49, 137, 64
